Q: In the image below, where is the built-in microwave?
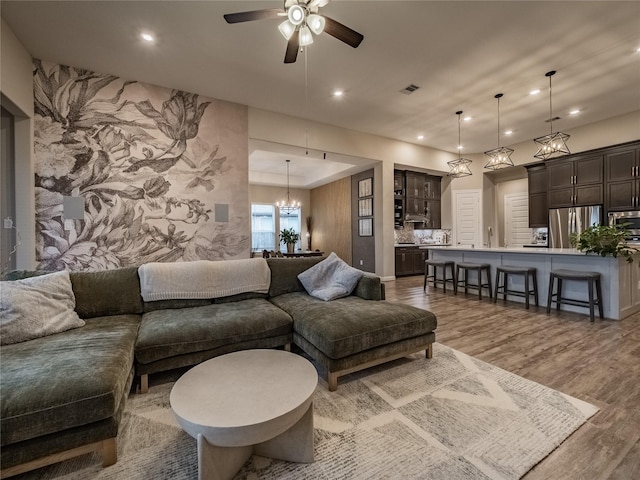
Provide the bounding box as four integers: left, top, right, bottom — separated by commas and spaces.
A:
608, 211, 640, 243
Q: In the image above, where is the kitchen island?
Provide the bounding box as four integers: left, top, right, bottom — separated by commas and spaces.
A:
425, 246, 640, 320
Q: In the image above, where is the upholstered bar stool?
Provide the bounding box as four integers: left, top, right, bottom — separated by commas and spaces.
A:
546, 269, 603, 322
455, 262, 492, 300
494, 266, 538, 309
423, 260, 457, 294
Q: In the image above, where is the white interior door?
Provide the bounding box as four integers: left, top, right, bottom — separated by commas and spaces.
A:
453, 190, 482, 247
504, 193, 531, 247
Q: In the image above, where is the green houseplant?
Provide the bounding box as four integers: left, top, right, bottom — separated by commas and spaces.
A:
571, 224, 639, 263
280, 228, 301, 254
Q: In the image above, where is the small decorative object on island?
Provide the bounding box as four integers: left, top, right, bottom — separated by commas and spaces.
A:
280, 227, 301, 254
571, 224, 639, 263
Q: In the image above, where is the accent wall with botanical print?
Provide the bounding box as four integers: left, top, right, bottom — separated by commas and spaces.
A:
33, 59, 249, 270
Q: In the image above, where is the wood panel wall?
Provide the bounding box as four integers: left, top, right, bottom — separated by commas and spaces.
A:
310, 177, 352, 264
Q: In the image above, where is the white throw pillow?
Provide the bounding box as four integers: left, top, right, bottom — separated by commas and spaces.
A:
0, 271, 85, 345
298, 252, 364, 301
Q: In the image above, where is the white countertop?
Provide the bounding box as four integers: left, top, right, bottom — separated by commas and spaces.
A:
425, 246, 587, 255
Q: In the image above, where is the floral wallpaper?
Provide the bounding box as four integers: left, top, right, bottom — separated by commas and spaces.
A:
34, 59, 249, 271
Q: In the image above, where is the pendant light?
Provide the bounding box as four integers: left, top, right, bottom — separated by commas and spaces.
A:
533, 70, 570, 160
448, 111, 473, 178
276, 159, 301, 213
484, 93, 514, 170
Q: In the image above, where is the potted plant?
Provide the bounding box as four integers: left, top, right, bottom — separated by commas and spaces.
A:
280, 227, 301, 254
571, 223, 639, 263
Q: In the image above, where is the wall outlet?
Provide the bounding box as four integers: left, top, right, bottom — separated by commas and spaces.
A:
359, 260, 364, 266
3, 217, 13, 229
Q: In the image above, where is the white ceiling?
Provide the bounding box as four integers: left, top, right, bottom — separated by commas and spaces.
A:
2, 1, 640, 187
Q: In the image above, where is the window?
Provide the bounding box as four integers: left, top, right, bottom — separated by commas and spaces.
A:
279, 207, 302, 250
251, 204, 276, 252
251, 204, 303, 253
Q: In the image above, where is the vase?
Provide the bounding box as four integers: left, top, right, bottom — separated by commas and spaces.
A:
286, 243, 295, 254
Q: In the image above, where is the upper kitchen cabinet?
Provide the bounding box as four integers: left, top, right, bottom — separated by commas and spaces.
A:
547, 153, 603, 208
605, 146, 640, 211
394, 170, 405, 229
405, 171, 425, 198
394, 169, 442, 229
424, 175, 441, 200
526, 164, 548, 227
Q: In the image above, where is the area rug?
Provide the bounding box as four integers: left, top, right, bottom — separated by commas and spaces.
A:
17, 343, 598, 480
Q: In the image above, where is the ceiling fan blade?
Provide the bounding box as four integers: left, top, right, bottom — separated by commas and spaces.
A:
323, 16, 364, 48
223, 8, 284, 24
306, 0, 331, 8
284, 30, 300, 63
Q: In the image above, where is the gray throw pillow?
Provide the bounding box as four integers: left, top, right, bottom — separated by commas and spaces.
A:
298, 252, 364, 301
0, 270, 85, 345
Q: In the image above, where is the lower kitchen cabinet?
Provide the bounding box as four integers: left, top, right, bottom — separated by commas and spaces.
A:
395, 247, 428, 276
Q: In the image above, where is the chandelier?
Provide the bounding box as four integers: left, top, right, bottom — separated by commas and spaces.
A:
533, 70, 570, 160
448, 111, 472, 178
484, 93, 514, 170
276, 159, 301, 213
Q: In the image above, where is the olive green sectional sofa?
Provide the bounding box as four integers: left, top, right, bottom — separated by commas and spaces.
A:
1, 256, 436, 477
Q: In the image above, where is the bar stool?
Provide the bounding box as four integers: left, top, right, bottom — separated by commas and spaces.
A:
494, 266, 538, 309
423, 260, 456, 294
455, 262, 492, 300
546, 269, 603, 322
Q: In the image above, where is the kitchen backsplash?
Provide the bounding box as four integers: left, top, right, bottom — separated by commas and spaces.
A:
395, 225, 452, 245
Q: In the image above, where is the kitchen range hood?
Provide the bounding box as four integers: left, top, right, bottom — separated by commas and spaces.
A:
404, 214, 429, 223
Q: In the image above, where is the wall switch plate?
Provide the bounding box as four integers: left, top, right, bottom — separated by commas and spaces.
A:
360, 260, 364, 265
3, 217, 13, 229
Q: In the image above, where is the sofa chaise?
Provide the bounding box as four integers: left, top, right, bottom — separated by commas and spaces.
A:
1, 256, 437, 477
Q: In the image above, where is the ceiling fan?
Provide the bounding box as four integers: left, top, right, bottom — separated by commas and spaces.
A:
223, 0, 364, 64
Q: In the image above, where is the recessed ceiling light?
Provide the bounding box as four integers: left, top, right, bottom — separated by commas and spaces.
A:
530, 89, 540, 95
569, 109, 580, 115
141, 32, 155, 43
636, 47, 640, 53
504, 130, 513, 135
463, 116, 471, 122
333, 90, 343, 97
457, 145, 463, 150
417, 135, 424, 140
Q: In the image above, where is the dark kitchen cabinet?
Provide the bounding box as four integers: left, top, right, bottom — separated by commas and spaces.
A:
424, 199, 441, 229
394, 169, 442, 229
547, 154, 603, 208
405, 172, 425, 198
526, 164, 548, 227
395, 246, 427, 276
605, 147, 640, 211
394, 170, 405, 229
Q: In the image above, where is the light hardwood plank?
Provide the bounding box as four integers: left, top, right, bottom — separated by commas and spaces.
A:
383, 275, 640, 480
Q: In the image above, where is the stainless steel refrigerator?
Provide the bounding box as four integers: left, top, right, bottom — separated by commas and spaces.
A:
548, 205, 602, 248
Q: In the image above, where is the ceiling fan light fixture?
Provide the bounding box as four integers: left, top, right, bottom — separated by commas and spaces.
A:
288, 5, 305, 25
299, 25, 314, 46
307, 14, 325, 34
278, 20, 296, 40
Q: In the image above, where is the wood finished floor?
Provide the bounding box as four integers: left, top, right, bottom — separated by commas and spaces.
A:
384, 275, 640, 480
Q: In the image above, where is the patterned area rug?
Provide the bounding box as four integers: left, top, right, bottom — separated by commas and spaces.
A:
19, 343, 598, 480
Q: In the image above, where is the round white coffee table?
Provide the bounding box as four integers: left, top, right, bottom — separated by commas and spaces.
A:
170, 349, 318, 480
